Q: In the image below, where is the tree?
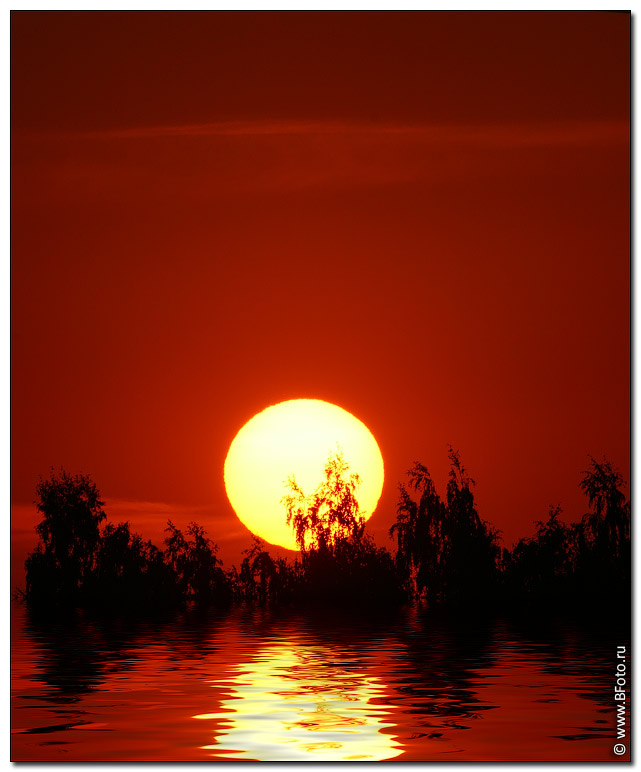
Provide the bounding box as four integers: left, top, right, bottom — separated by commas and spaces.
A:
443, 449, 501, 605
283, 452, 401, 605
390, 461, 447, 601
90, 521, 180, 610
578, 457, 629, 557
163, 521, 230, 604
25, 470, 106, 605
284, 452, 365, 553
575, 457, 630, 603
501, 458, 630, 609
390, 450, 500, 607
238, 536, 277, 602
237, 536, 298, 604
504, 506, 574, 604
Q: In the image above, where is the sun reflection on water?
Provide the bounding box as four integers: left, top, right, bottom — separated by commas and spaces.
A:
193, 643, 403, 761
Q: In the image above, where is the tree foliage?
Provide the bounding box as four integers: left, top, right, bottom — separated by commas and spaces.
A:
390, 449, 500, 607
574, 457, 630, 603
90, 521, 180, 609
164, 521, 231, 604
390, 462, 447, 599
503, 457, 630, 609
24, 470, 231, 611
236, 536, 298, 604
284, 452, 365, 553
284, 452, 401, 606
22, 454, 630, 614
504, 506, 574, 602
26, 470, 106, 604
578, 457, 629, 557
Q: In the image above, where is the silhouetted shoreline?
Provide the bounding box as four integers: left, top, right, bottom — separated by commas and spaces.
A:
20, 452, 630, 619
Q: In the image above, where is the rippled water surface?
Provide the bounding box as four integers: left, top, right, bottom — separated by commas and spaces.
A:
11, 602, 629, 761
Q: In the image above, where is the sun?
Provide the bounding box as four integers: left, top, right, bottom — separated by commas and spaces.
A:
224, 399, 384, 551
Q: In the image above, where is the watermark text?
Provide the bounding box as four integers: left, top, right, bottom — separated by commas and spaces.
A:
613, 645, 627, 756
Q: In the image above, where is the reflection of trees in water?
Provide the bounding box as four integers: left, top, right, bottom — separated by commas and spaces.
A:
17, 601, 627, 759
20, 605, 218, 702
385, 608, 628, 745
25, 624, 99, 702
196, 606, 499, 756
17, 603, 410, 761
499, 612, 630, 715
23, 612, 132, 701
220, 604, 497, 721
390, 608, 498, 733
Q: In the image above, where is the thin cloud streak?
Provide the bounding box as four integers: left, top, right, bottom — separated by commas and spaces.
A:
107, 498, 211, 516
106, 498, 241, 542
13, 117, 629, 202
32, 118, 628, 148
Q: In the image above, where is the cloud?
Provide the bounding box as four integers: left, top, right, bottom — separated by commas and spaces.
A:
11, 497, 237, 543
64, 118, 628, 147
13, 118, 628, 203
107, 498, 211, 517
105, 497, 239, 540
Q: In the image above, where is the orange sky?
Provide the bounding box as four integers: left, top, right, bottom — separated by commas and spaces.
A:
11, 11, 630, 585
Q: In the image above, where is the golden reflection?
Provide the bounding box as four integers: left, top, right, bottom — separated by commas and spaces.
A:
193, 644, 403, 761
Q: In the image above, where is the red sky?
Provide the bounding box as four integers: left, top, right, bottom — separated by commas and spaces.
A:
11, 11, 630, 587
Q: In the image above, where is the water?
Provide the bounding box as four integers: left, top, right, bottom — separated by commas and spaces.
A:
11, 601, 629, 762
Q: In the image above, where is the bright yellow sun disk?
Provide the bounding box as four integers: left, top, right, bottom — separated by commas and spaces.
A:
223, 399, 384, 551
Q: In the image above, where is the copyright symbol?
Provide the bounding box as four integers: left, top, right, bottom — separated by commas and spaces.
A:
614, 744, 626, 755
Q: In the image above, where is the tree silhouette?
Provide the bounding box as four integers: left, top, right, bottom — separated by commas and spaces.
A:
574, 457, 630, 605
391, 450, 500, 607
502, 457, 629, 609
283, 452, 401, 606
25, 470, 106, 605
237, 535, 299, 604
164, 521, 231, 604
578, 457, 629, 557
239, 537, 273, 603
21, 456, 629, 615
284, 452, 365, 553
391, 461, 448, 601
504, 506, 574, 605
444, 449, 501, 606
89, 521, 180, 610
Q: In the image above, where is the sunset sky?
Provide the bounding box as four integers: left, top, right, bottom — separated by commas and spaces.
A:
11, 11, 630, 586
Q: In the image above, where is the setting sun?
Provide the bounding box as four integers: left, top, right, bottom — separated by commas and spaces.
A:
223, 399, 384, 550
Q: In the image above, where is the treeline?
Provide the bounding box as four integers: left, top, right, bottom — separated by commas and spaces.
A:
23, 457, 401, 612
22, 451, 630, 614
391, 450, 630, 611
